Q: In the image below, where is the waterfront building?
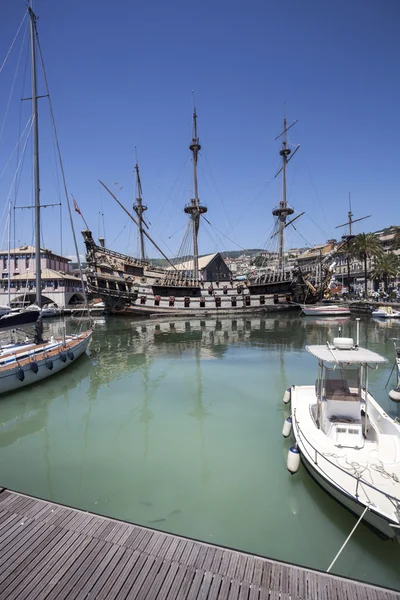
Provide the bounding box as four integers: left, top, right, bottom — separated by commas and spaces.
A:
0, 245, 85, 307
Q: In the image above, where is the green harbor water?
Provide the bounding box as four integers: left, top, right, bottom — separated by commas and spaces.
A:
0, 314, 400, 590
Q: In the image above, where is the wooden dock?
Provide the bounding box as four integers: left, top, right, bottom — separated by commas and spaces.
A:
0, 488, 398, 600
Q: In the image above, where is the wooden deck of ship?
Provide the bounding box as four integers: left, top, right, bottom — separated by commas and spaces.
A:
0, 488, 398, 600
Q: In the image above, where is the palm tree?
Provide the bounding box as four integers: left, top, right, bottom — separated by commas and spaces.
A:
349, 233, 383, 298
340, 236, 354, 296
371, 253, 400, 292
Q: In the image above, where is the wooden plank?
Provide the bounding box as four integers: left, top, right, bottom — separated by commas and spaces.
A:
190, 543, 209, 570
250, 559, 263, 588
0, 524, 63, 587
227, 578, 240, 600
201, 546, 217, 572
234, 553, 248, 581
0, 527, 68, 598
133, 555, 165, 600
178, 540, 195, 565
186, 542, 201, 567
185, 567, 204, 600
0, 519, 42, 562
96, 519, 118, 541
0, 513, 22, 536
197, 570, 213, 599
42, 538, 105, 600
248, 583, 260, 600
216, 575, 232, 600
0, 521, 53, 574
113, 524, 134, 548
125, 525, 149, 550
243, 557, 255, 583
76, 547, 131, 600
157, 535, 176, 559
6, 530, 82, 600
136, 529, 158, 554
260, 561, 272, 588
164, 563, 191, 600
95, 550, 142, 600
171, 539, 189, 563
219, 550, 232, 576
210, 548, 224, 573
147, 531, 168, 555
208, 573, 223, 600
144, 559, 176, 600
226, 552, 240, 578
35, 536, 101, 600
114, 552, 155, 599
174, 565, 197, 600
164, 536, 182, 561
51, 540, 113, 600
0, 491, 12, 504
238, 581, 251, 600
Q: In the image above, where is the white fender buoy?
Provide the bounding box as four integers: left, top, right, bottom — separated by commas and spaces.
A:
283, 388, 291, 404
389, 387, 400, 403
287, 445, 300, 474
282, 416, 292, 438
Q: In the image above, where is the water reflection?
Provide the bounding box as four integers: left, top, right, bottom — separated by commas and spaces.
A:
0, 314, 400, 591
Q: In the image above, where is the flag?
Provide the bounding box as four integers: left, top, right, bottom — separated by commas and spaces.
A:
72, 195, 82, 215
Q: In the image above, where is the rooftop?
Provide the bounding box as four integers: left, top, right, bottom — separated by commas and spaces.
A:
306, 344, 387, 364
0, 245, 71, 260
167, 253, 218, 271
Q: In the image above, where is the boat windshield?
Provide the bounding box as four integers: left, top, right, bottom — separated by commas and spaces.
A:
323, 366, 360, 401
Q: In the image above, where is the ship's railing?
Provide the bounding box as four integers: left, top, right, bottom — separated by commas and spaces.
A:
293, 409, 400, 510
91, 244, 149, 267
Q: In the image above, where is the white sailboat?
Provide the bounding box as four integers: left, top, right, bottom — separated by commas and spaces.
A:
283, 324, 400, 539
0, 6, 92, 395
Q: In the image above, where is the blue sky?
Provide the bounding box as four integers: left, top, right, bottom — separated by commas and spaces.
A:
0, 0, 398, 260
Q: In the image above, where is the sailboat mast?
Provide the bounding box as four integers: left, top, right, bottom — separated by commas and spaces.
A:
29, 7, 41, 307
273, 112, 295, 272
184, 107, 207, 280
348, 192, 353, 237
279, 116, 289, 268
133, 161, 147, 261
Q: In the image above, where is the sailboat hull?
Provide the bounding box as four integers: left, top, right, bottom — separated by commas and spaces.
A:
0, 331, 92, 395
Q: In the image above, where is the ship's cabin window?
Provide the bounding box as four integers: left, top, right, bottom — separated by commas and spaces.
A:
215, 296, 221, 307
231, 296, 237, 307
245, 295, 251, 306
260, 295, 265, 305
200, 297, 205, 307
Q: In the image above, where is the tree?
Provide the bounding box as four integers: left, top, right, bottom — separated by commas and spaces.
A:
349, 233, 383, 298
391, 227, 400, 251
371, 253, 400, 292
340, 236, 355, 296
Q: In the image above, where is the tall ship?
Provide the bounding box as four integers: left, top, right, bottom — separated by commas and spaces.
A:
82, 111, 337, 316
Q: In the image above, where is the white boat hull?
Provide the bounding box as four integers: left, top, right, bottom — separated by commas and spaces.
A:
302, 306, 351, 317
372, 309, 400, 318
300, 448, 397, 538
0, 332, 92, 395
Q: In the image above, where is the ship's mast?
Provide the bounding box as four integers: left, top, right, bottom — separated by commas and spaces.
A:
133, 160, 147, 261
273, 113, 294, 271
184, 107, 207, 279
29, 7, 42, 307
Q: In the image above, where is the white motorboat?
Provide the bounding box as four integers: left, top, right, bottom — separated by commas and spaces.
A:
282, 329, 400, 539
372, 306, 400, 319
0, 305, 11, 317
41, 303, 62, 318
302, 304, 351, 317
389, 340, 400, 403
